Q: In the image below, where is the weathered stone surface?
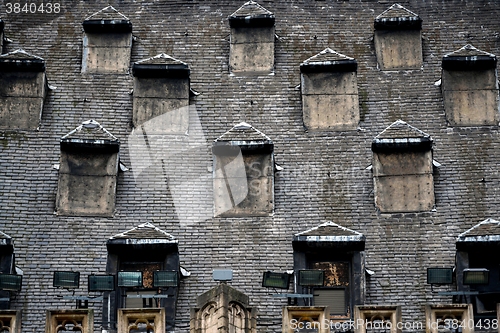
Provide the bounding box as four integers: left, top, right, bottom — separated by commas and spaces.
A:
301, 72, 358, 95
374, 30, 422, 70
56, 151, 119, 217
374, 174, 435, 213
134, 78, 190, 98
229, 27, 274, 74
373, 151, 433, 176
302, 94, 359, 130
82, 33, 132, 73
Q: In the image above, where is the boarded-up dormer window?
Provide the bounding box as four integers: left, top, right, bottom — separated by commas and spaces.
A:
374, 4, 423, 70
228, 1, 275, 75
56, 120, 120, 217
300, 48, 359, 131
82, 6, 132, 74
132, 54, 190, 133
213, 123, 274, 217
442, 44, 499, 126
371, 120, 435, 213
0, 50, 47, 130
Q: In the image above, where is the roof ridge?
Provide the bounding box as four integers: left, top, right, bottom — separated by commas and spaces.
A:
295, 221, 363, 237
375, 120, 431, 139
0, 49, 44, 60
109, 222, 176, 240
214, 122, 272, 142
458, 218, 500, 238
134, 53, 188, 65
444, 44, 496, 58
230, 0, 273, 17
61, 119, 118, 141
376, 3, 419, 19
85, 5, 129, 21
301, 48, 354, 65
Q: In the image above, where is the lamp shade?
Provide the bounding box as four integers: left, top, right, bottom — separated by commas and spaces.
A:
298, 270, 324, 286
463, 268, 489, 285
262, 271, 290, 289
153, 271, 178, 287
53, 271, 80, 289
117, 271, 143, 287
427, 268, 453, 284
0, 274, 22, 291
88, 275, 115, 292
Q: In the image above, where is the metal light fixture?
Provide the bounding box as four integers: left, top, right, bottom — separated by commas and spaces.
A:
298, 270, 324, 287
88, 275, 115, 292
0, 274, 22, 292
427, 268, 453, 285
262, 271, 290, 289
463, 268, 489, 285
53, 271, 80, 289
117, 271, 142, 287
153, 271, 178, 287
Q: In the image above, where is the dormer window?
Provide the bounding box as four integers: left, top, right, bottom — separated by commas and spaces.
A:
56, 120, 120, 217
374, 4, 423, 70
131, 54, 190, 133
228, 1, 275, 75
213, 122, 274, 217
300, 48, 359, 131
441, 44, 499, 126
81, 6, 132, 74
0, 49, 47, 130
371, 120, 435, 213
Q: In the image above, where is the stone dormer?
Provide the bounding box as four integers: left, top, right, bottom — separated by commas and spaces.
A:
371, 120, 434, 213
213, 122, 274, 217
56, 120, 120, 217
455, 218, 500, 315
0, 49, 47, 130
81, 6, 132, 73
292, 222, 366, 318
132, 54, 190, 133
106, 222, 179, 331
374, 4, 423, 70
228, 1, 275, 75
300, 48, 359, 131
441, 44, 499, 126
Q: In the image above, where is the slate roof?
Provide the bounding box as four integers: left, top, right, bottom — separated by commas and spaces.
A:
457, 218, 500, 243
0, 231, 11, 240
109, 222, 176, 241
61, 120, 119, 143
229, 1, 273, 18
85, 5, 129, 21
295, 221, 364, 238
214, 122, 272, 143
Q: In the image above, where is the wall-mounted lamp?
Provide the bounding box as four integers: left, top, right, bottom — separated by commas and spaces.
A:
0, 274, 22, 292
427, 268, 453, 285
53, 271, 80, 289
153, 271, 178, 287
117, 271, 142, 287
88, 275, 115, 292
262, 271, 290, 289
213, 269, 233, 282
463, 268, 489, 285
298, 270, 324, 287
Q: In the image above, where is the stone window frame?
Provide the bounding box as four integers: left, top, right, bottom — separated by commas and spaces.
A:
0, 310, 21, 333
425, 304, 474, 333
45, 309, 93, 333
282, 306, 330, 333
118, 308, 165, 333
354, 305, 402, 333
